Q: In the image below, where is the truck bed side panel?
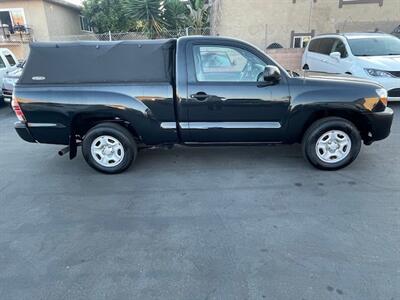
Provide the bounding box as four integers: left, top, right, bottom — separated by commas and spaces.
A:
15, 83, 178, 145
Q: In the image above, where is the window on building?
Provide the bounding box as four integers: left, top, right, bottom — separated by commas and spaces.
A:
0, 8, 26, 33
267, 43, 283, 49
80, 15, 92, 32
193, 45, 266, 82
293, 35, 312, 48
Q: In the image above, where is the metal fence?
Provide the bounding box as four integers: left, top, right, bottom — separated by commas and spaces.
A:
49, 27, 212, 42
0, 27, 212, 60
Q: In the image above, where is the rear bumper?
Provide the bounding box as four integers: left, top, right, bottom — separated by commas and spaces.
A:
364, 107, 394, 143
15, 122, 36, 143
15, 121, 69, 145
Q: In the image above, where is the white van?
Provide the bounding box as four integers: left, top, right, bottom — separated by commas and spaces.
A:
302, 33, 400, 101
0, 48, 18, 104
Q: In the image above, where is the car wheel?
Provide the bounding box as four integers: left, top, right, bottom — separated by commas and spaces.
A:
82, 122, 137, 174
303, 64, 309, 70
302, 117, 361, 170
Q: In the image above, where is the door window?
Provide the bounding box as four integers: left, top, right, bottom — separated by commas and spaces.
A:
308, 38, 336, 55
308, 39, 320, 53
317, 38, 336, 55
331, 40, 348, 58
0, 57, 6, 69
193, 45, 266, 82
4, 54, 16, 66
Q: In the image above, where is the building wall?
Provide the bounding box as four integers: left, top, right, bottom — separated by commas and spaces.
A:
1, 42, 29, 60
0, 0, 49, 41
43, 0, 82, 40
212, 0, 400, 50
266, 48, 304, 72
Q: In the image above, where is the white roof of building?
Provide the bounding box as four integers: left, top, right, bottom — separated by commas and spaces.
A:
46, 0, 81, 10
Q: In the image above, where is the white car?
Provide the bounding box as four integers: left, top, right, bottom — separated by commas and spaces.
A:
0, 48, 19, 104
302, 32, 400, 101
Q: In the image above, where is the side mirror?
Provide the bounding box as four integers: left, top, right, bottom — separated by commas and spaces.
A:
258, 65, 281, 86
330, 51, 341, 61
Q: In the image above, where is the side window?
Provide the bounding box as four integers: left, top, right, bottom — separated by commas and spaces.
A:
317, 38, 336, 55
308, 39, 320, 53
331, 40, 348, 58
193, 45, 266, 82
0, 56, 6, 69
5, 54, 16, 66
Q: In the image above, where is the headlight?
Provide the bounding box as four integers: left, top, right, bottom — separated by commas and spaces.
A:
364, 68, 394, 78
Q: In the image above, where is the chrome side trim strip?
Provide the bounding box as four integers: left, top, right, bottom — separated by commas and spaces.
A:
160, 122, 177, 129
185, 141, 282, 145
161, 122, 281, 130
187, 122, 281, 130
27, 123, 62, 128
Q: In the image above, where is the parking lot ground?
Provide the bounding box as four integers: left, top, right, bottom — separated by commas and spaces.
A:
0, 103, 399, 300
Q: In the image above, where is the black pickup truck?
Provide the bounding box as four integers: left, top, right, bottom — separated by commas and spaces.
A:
13, 36, 393, 173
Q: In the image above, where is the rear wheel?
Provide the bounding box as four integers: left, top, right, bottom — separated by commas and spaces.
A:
302, 117, 361, 170
82, 123, 137, 174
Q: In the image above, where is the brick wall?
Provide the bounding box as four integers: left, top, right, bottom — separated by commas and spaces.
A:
266, 48, 304, 72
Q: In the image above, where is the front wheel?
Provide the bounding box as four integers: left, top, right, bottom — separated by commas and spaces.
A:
82, 123, 137, 174
302, 117, 361, 170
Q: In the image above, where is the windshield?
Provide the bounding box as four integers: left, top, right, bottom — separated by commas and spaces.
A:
348, 35, 400, 56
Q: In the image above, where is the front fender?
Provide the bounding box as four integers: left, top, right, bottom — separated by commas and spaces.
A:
284, 78, 380, 142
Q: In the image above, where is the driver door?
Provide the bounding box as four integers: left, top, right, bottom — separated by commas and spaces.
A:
184, 42, 290, 143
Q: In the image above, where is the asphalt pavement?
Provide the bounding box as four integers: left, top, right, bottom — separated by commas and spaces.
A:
0, 103, 399, 300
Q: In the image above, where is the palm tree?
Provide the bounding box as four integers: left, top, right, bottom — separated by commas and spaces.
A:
164, 0, 188, 33
186, 0, 210, 35
123, 0, 167, 38
189, 0, 205, 10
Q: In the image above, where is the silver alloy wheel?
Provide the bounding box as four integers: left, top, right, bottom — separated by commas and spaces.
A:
91, 135, 125, 167
315, 130, 352, 164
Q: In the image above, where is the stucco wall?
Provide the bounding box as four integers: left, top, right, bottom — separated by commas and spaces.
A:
0, 0, 49, 41
43, 0, 82, 40
213, 0, 400, 50
2, 43, 29, 60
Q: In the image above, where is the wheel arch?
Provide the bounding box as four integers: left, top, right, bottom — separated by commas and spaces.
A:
298, 109, 371, 143
71, 113, 142, 142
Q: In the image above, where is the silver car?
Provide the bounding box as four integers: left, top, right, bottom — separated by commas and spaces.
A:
2, 62, 23, 105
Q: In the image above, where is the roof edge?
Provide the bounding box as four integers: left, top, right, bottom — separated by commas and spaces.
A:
44, 0, 82, 11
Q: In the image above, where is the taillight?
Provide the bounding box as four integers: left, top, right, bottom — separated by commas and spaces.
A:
12, 96, 26, 122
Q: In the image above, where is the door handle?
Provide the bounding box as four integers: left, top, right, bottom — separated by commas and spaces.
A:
190, 92, 209, 101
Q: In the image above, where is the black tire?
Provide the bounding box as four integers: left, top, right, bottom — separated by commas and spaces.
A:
303, 64, 309, 70
302, 117, 361, 170
82, 122, 137, 174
